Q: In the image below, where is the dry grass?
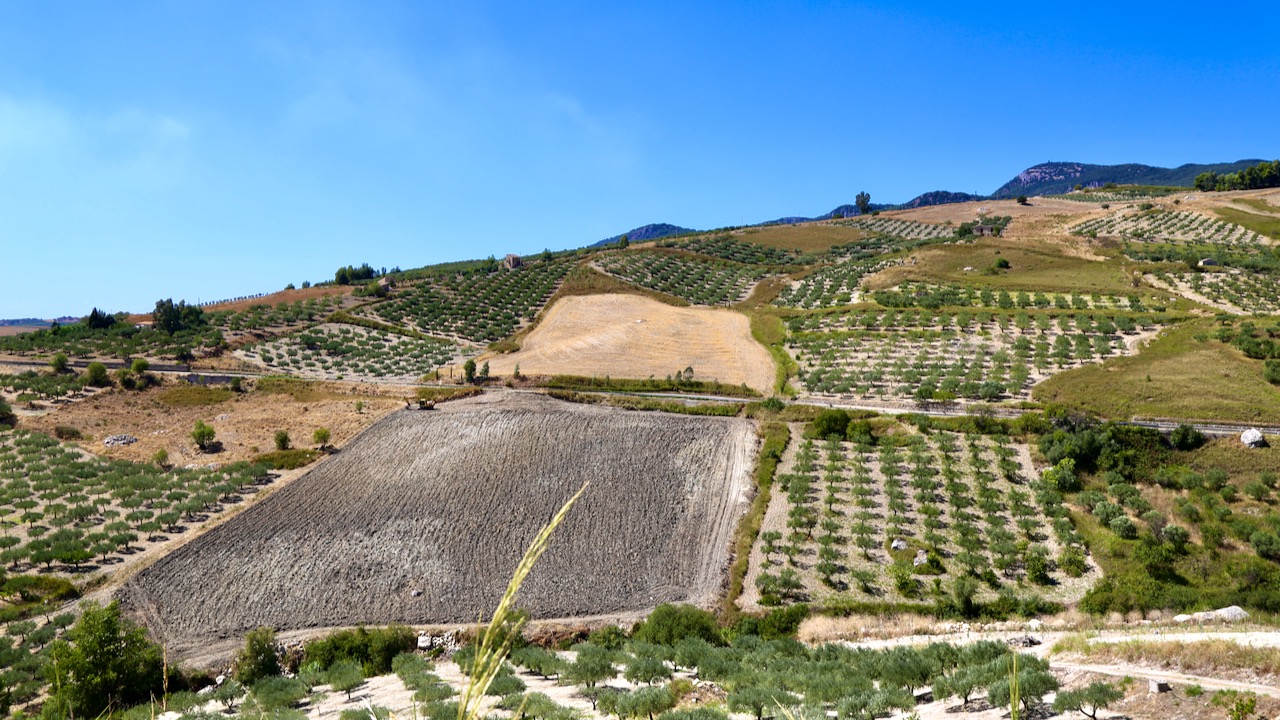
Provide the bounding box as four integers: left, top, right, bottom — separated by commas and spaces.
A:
156, 385, 235, 407
1078, 639, 1280, 678
730, 223, 868, 252
124, 285, 356, 322
119, 392, 755, 660
482, 294, 776, 393
23, 377, 404, 465
888, 196, 1095, 225
0, 326, 44, 337
796, 612, 939, 643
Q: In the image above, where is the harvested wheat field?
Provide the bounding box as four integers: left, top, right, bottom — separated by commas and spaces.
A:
119, 391, 756, 660
483, 294, 775, 393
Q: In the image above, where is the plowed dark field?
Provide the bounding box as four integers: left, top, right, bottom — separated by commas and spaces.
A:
119, 392, 755, 657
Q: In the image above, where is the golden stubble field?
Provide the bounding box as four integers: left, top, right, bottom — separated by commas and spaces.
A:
482, 294, 777, 393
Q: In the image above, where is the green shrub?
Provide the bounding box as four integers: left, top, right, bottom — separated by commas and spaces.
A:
250, 676, 307, 709
1265, 359, 1280, 385
83, 362, 110, 387
1058, 546, 1087, 577
53, 425, 83, 440
302, 626, 417, 675
1170, 424, 1206, 450
252, 449, 320, 470
1109, 516, 1138, 539
631, 604, 723, 646
235, 627, 281, 685
809, 409, 850, 439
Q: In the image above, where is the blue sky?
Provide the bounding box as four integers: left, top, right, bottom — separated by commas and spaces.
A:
2, 1, 1278, 318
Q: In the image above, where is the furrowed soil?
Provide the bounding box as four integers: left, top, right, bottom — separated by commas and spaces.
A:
118, 391, 756, 661
482, 294, 775, 393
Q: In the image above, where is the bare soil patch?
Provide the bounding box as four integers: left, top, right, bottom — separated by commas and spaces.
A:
118, 391, 756, 660
482, 294, 775, 393
20, 378, 405, 466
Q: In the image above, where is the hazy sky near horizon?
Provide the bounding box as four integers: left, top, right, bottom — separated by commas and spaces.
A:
2, 1, 1278, 317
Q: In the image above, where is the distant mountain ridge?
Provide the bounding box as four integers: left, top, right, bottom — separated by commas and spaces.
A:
593, 158, 1268, 248
990, 159, 1265, 198
593, 223, 696, 247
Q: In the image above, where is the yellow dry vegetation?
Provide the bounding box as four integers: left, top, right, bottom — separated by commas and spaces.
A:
482, 294, 776, 393
730, 222, 866, 252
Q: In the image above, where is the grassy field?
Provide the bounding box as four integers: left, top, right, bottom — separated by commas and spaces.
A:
869, 237, 1146, 295
1232, 197, 1280, 214
1033, 320, 1280, 423
732, 223, 868, 252
1214, 206, 1280, 239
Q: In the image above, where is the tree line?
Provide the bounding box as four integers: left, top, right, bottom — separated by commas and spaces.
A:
1194, 159, 1280, 192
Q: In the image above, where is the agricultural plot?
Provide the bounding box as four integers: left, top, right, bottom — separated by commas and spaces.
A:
1072, 210, 1268, 248
1152, 270, 1280, 316
367, 260, 571, 343
873, 282, 1155, 313
774, 259, 901, 309
841, 216, 955, 240
0, 371, 88, 401
237, 323, 460, 383
0, 430, 273, 573
206, 296, 347, 337
595, 251, 772, 305
659, 235, 810, 266
483, 294, 776, 393
0, 322, 224, 362
742, 431, 1088, 609
788, 310, 1155, 402
119, 393, 755, 656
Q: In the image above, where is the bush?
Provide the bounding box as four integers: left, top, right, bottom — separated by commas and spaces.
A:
1170, 424, 1206, 451
191, 420, 216, 452
54, 425, 83, 440
1251, 531, 1280, 560
250, 676, 307, 709
1109, 516, 1138, 539
809, 409, 850, 439
1059, 546, 1087, 577
302, 626, 417, 675
84, 362, 110, 388
45, 601, 164, 717
274, 430, 290, 451
0, 398, 13, 429
235, 627, 281, 685
1265, 359, 1280, 385
631, 604, 723, 646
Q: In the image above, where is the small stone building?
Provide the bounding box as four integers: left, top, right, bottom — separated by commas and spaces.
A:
503, 254, 523, 270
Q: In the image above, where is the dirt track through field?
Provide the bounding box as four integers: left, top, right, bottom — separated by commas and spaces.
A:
482, 294, 775, 394
118, 392, 755, 660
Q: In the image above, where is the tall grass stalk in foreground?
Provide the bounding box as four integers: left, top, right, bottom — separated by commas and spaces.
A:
455, 482, 588, 720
